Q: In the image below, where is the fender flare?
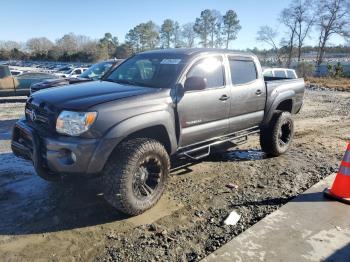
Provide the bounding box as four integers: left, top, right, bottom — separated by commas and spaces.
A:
105, 110, 178, 153
86, 110, 178, 174
263, 90, 295, 126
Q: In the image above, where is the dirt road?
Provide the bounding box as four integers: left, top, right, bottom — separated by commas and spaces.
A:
0, 89, 349, 261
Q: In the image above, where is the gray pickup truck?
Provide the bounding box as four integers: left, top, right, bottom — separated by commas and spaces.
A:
12, 49, 305, 215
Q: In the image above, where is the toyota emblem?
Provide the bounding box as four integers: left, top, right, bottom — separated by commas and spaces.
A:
30, 110, 37, 121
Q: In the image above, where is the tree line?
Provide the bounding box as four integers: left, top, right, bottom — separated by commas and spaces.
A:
256, 0, 349, 66
0, 9, 241, 62
0, 0, 349, 66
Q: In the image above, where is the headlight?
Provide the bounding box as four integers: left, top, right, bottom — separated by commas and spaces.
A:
56, 111, 97, 136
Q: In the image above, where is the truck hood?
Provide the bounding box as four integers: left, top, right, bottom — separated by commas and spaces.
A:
30, 80, 160, 110
31, 77, 90, 90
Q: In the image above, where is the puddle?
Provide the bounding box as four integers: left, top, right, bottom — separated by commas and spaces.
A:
0, 151, 182, 236
219, 149, 267, 161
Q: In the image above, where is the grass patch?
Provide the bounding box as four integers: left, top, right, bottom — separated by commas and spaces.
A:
306, 77, 350, 91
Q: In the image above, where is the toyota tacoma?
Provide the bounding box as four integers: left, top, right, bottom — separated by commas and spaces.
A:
12, 49, 305, 215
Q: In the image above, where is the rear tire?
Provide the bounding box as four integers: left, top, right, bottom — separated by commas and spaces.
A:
260, 111, 294, 157
103, 138, 170, 216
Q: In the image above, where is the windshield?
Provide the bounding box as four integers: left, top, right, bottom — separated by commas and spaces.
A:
106, 53, 187, 88
80, 61, 113, 80
58, 66, 71, 72
64, 68, 74, 74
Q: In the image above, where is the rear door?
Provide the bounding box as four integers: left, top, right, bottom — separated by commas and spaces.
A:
227, 55, 266, 132
177, 55, 230, 147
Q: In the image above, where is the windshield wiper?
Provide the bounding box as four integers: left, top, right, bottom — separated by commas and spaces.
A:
104, 79, 136, 85
106, 79, 154, 88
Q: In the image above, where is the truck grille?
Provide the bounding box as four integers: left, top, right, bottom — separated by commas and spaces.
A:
25, 101, 54, 133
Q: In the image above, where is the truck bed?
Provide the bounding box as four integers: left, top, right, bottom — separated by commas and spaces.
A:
264, 77, 305, 115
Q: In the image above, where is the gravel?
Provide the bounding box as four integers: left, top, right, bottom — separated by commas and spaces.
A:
0, 89, 349, 261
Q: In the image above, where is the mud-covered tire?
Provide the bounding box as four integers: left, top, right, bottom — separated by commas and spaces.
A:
260, 111, 294, 157
103, 138, 170, 216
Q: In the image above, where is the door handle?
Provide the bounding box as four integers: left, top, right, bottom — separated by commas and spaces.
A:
255, 89, 262, 96
219, 94, 230, 101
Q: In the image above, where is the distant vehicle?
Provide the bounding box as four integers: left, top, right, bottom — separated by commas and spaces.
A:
263, 68, 298, 79
54, 67, 88, 78
0, 66, 58, 96
0, 65, 20, 96
30, 60, 123, 94
10, 69, 23, 76
55, 65, 73, 72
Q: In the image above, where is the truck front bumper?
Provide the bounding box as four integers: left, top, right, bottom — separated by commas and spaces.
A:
11, 119, 116, 179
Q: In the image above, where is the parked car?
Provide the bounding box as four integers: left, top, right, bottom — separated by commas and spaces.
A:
53, 67, 88, 78
12, 48, 305, 215
0, 66, 59, 97
30, 60, 123, 94
10, 69, 23, 76
0, 65, 20, 96
263, 68, 298, 79
15, 72, 59, 96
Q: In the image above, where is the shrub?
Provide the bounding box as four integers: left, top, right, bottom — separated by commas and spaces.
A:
296, 62, 315, 78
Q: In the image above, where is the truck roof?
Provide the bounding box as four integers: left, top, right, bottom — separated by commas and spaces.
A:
140, 48, 255, 58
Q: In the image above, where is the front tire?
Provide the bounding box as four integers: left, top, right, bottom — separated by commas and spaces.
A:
260, 111, 294, 157
103, 138, 170, 216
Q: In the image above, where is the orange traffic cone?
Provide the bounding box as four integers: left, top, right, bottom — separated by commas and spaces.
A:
324, 143, 350, 204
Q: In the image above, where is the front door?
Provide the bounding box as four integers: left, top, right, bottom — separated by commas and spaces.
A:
177, 55, 230, 147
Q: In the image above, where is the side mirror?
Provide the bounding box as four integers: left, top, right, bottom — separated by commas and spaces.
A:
184, 76, 206, 91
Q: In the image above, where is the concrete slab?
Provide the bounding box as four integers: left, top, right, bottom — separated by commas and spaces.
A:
202, 174, 350, 262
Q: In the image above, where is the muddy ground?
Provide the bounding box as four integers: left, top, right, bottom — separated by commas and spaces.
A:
0, 89, 349, 262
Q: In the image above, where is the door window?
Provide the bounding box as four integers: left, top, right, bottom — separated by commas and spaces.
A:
187, 57, 224, 89
274, 70, 287, 78
263, 70, 273, 77
286, 70, 296, 79
229, 59, 257, 85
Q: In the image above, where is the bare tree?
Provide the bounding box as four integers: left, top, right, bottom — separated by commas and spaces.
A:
315, 0, 350, 65
26, 37, 54, 58
182, 23, 196, 48
173, 21, 183, 47
279, 0, 314, 66
0, 41, 21, 51
294, 0, 315, 62
280, 8, 298, 67
256, 26, 282, 65
56, 33, 79, 57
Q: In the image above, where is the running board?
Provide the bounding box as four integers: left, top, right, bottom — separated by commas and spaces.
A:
178, 127, 260, 160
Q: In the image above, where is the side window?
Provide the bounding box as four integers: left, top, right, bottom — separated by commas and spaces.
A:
263, 70, 273, 77
274, 70, 286, 78
286, 70, 296, 79
229, 59, 257, 85
187, 56, 224, 89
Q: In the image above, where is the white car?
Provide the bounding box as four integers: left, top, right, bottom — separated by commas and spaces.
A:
54, 67, 88, 78
263, 68, 298, 79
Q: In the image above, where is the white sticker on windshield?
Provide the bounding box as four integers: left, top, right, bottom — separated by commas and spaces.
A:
160, 59, 181, 64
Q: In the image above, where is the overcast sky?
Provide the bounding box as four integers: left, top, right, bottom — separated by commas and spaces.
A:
0, 0, 346, 49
